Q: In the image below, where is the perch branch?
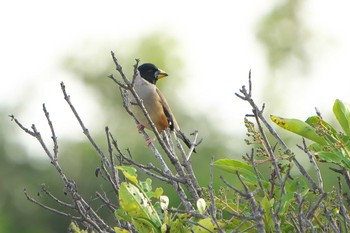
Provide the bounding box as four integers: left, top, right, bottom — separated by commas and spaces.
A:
109, 51, 201, 209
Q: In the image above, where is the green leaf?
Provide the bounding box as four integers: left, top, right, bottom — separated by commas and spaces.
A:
333, 99, 350, 136
317, 151, 350, 169
153, 187, 163, 199
214, 159, 254, 174
114, 226, 130, 233
139, 178, 153, 198
261, 196, 274, 230
115, 208, 132, 222
279, 177, 309, 214
118, 166, 138, 184
132, 217, 159, 233
286, 177, 309, 195
306, 116, 337, 136
261, 196, 274, 211
192, 218, 224, 232
270, 115, 327, 145
214, 159, 269, 188
118, 182, 161, 231
165, 218, 188, 233
69, 222, 88, 233
308, 142, 324, 152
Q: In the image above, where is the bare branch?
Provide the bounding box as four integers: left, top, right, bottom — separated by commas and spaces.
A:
108, 74, 128, 89
329, 167, 350, 190
236, 71, 283, 186
167, 208, 206, 219
110, 51, 131, 86
293, 154, 320, 192
297, 139, 324, 191
230, 219, 249, 233
9, 114, 36, 137
12, 88, 116, 232
306, 192, 327, 220
236, 172, 265, 232
60, 82, 110, 168
247, 148, 265, 196
105, 127, 120, 192
220, 173, 266, 232
186, 130, 200, 160
40, 184, 74, 208
43, 104, 59, 159
184, 220, 214, 233
336, 177, 350, 225
131, 58, 140, 86
24, 188, 81, 221
208, 157, 224, 233
323, 206, 341, 233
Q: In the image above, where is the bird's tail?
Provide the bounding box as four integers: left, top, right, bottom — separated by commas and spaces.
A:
176, 130, 196, 153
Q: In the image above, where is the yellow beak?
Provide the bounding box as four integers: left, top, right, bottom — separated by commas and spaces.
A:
157, 69, 168, 80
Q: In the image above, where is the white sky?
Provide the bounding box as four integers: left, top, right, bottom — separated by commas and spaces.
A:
1, 1, 350, 154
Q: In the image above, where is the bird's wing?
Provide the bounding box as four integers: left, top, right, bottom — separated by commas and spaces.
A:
156, 87, 195, 152
156, 88, 179, 131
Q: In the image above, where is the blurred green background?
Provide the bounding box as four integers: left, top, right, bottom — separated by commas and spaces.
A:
1, 0, 350, 232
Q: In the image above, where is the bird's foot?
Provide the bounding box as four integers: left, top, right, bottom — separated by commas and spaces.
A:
146, 137, 155, 146
136, 124, 145, 133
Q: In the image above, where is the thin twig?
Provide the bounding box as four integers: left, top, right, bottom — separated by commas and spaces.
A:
95, 192, 117, 212
247, 148, 265, 196
330, 167, 350, 190
120, 155, 184, 183
24, 188, 81, 220
336, 177, 350, 225
323, 206, 340, 233
274, 165, 291, 215
293, 156, 320, 192
60, 82, 111, 168
298, 139, 324, 191
9, 114, 36, 137
12, 92, 115, 233
43, 104, 59, 159
230, 219, 248, 233
131, 58, 140, 86
186, 130, 200, 160
184, 220, 214, 233
226, 210, 257, 221
236, 172, 265, 232
167, 208, 206, 219
306, 192, 327, 220
95, 192, 122, 229
235, 71, 283, 186
40, 184, 74, 208
105, 127, 120, 193
208, 157, 224, 233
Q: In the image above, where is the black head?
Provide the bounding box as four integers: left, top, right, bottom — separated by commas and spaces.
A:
138, 63, 168, 84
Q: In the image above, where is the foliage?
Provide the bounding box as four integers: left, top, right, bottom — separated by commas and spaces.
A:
114, 166, 219, 233
271, 99, 350, 170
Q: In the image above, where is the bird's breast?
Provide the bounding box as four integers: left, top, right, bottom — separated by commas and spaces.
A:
129, 83, 168, 132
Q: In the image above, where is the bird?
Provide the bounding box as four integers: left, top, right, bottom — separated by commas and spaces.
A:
128, 63, 195, 151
